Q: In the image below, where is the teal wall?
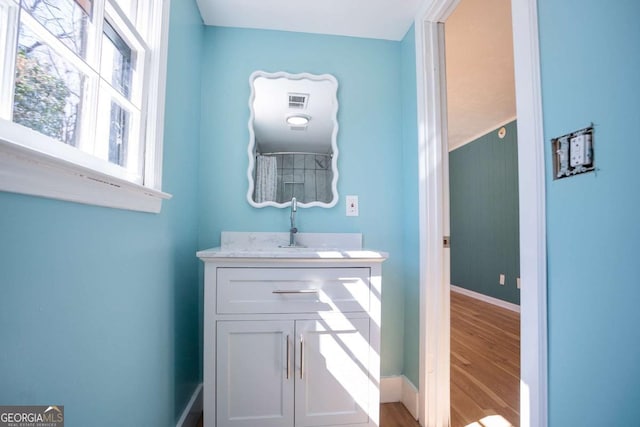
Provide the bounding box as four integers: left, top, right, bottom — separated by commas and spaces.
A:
449, 121, 520, 304
165, 0, 204, 418
198, 26, 416, 377
400, 25, 420, 387
538, 0, 640, 425
0, 1, 203, 425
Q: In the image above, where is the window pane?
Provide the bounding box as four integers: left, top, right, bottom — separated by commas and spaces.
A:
108, 100, 129, 166
13, 21, 86, 146
21, 0, 90, 59
101, 20, 131, 98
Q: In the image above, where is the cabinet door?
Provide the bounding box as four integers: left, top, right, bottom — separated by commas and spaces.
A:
217, 320, 294, 427
295, 317, 371, 427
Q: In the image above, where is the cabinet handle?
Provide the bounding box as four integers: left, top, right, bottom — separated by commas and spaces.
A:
272, 289, 319, 294
300, 335, 304, 380
286, 335, 291, 379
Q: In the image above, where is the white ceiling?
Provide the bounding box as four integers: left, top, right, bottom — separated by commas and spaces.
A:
444, 0, 516, 150
195, 0, 423, 41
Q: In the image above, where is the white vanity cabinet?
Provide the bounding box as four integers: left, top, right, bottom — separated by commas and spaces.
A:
216, 319, 293, 427
294, 316, 371, 427
197, 247, 386, 427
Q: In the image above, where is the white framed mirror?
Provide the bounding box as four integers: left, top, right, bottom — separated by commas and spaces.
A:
247, 71, 339, 208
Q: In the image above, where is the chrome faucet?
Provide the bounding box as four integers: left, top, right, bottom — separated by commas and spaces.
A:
289, 197, 298, 246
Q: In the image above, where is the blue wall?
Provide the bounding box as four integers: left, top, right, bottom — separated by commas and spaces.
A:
165, 0, 203, 420
0, 6, 425, 421
198, 26, 415, 377
0, 1, 203, 425
538, 0, 640, 424
400, 25, 420, 387
449, 121, 520, 304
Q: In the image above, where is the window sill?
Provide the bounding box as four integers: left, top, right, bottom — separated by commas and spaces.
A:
0, 137, 172, 213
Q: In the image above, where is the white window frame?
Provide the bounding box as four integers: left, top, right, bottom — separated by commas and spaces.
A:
0, 0, 172, 213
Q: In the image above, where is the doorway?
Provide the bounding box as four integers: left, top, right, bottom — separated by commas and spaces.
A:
445, 0, 520, 424
414, 0, 547, 426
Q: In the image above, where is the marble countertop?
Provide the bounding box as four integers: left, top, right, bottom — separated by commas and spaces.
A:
196, 231, 388, 260
196, 246, 388, 260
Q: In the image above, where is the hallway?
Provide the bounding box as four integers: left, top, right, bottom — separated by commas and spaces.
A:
450, 291, 520, 426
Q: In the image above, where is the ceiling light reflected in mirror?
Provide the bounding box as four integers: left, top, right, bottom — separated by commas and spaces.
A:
286, 114, 310, 127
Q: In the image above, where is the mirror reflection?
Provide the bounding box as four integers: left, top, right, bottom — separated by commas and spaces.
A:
247, 71, 339, 208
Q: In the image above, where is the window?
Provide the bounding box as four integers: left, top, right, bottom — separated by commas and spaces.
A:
0, 0, 171, 212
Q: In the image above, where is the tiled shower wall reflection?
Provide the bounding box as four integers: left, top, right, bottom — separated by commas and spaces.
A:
275, 153, 332, 203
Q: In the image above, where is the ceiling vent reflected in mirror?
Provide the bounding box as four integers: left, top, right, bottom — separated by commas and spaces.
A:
288, 93, 308, 109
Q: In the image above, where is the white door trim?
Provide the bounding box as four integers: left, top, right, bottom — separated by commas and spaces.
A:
414, 10, 452, 426
414, 0, 548, 426
511, 0, 548, 425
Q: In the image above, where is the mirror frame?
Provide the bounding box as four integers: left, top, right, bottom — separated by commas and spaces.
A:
246, 70, 339, 208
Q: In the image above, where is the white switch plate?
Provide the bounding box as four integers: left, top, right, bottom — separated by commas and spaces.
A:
346, 195, 359, 216
499, 273, 505, 286
517, 277, 521, 289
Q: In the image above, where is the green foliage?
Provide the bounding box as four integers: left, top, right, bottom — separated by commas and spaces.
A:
13, 50, 71, 142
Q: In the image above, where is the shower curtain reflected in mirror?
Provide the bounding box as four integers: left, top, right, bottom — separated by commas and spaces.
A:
255, 155, 277, 202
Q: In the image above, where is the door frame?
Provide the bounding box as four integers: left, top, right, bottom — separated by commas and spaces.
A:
414, 0, 548, 426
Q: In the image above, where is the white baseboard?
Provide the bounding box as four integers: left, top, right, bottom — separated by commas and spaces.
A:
176, 383, 203, 427
380, 376, 419, 420
451, 285, 520, 313
400, 376, 419, 419
380, 376, 403, 403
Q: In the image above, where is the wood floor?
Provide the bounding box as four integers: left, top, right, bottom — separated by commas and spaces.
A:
196, 292, 518, 427
450, 291, 520, 427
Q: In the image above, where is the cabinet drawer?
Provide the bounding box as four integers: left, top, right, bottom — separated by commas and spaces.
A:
217, 268, 370, 314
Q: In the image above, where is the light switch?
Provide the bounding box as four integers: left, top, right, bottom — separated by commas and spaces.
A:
499, 274, 505, 286
346, 195, 359, 216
